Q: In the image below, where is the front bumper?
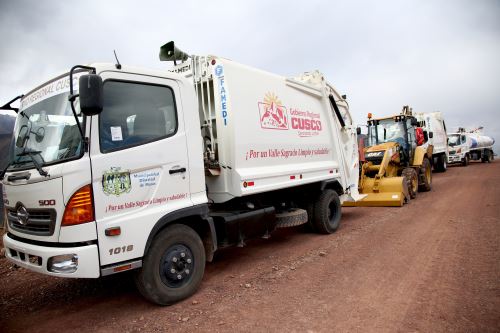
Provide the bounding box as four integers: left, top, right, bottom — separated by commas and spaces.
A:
448, 154, 464, 164
3, 233, 100, 278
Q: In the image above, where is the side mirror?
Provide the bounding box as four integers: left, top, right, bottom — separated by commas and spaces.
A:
79, 74, 103, 116
16, 125, 29, 148
356, 127, 361, 135
423, 130, 429, 142
429, 131, 434, 139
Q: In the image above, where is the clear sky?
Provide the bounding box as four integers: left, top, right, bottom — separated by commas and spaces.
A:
1, 0, 499, 151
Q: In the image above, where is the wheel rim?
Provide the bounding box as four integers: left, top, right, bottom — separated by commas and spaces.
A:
160, 244, 194, 288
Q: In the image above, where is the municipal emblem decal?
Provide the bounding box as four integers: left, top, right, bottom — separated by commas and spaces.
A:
102, 167, 132, 196
258, 92, 289, 130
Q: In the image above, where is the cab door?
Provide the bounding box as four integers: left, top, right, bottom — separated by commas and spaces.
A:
90, 72, 192, 266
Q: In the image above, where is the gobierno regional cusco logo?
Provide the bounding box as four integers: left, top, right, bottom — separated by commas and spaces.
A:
258, 92, 289, 130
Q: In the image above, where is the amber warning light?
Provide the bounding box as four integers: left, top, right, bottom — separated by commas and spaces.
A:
61, 185, 95, 226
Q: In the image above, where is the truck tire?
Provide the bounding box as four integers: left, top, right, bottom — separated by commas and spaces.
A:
312, 189, 341, 234
134, 224, 206, 305
402, 168, 418, 199
275, 208, 308, 228
487, 150, 493, 163
462, 154, 469, 167
418, 158, 432, 192
434, 154, 447, 172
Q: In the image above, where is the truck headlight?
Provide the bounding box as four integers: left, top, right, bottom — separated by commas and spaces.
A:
48, 254, 78, 273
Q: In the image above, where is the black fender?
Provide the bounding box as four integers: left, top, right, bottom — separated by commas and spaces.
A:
144, 204, 218, 262
320, 179, 344, 195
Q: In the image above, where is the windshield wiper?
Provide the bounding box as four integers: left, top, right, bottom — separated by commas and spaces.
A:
17, 149, 49, 177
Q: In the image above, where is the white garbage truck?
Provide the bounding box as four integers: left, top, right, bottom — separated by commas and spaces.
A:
0, 42, 360, 305
447, 127, 495, 165
415, 111, 448, 172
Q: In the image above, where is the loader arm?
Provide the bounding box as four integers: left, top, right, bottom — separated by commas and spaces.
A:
344, 146, 409, 207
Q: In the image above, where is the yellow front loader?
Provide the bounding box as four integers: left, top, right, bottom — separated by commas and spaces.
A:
344, 106, 433, 207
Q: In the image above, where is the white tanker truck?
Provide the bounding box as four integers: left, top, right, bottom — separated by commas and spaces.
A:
447, 127, 495, 165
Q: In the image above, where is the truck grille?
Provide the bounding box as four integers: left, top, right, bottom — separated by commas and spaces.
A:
7, 208, 57, 236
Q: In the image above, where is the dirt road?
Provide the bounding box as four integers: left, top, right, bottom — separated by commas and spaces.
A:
1, 161, 499, 332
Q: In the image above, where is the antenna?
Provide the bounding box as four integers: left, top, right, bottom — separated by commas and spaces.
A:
114, 50, 122, 69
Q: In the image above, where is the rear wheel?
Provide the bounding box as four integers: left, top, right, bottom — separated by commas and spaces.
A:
402, 168, 418, 199
312, 189, 341, 234
134, 224, 206, 305
434, 154, 447, 172
418, 158, 432, 192
487, 150, 493, 163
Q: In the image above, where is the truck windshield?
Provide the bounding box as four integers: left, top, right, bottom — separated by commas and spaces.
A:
447, 134, 460, 147
9, 92, 83, 170
367, 119, 405, 147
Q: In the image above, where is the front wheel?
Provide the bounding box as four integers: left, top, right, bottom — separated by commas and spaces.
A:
312, 189, 341, 234
418, 158, 432, 192
402, 168, 418, 199
135, 224, 206, 305
462, 154, 469, 167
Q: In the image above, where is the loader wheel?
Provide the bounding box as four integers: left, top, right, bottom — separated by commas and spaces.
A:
402, 168, 418, 199
312, 189, 341, 234
134, 224, 205, 305
418, 158, 432, 192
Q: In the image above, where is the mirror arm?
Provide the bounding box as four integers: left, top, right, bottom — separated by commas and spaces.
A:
1, 94, 25, 113
68, 65, 96, 153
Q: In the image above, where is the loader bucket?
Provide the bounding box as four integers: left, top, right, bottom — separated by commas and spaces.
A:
343, 176, 408, 207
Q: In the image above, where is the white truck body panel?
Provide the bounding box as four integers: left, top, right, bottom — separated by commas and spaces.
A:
189, 58, 358, 203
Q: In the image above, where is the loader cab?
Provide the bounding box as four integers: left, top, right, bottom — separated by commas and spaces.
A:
366, 115, 421, 166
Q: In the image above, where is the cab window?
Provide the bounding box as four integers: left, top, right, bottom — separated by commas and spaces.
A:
99, 81, 177, 153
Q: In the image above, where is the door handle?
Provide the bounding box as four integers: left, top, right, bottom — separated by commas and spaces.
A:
7, 172, 31, 182
169, 167, 186, 175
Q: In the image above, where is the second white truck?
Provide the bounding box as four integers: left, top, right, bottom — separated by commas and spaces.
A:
1, 42, 360, 305
415, 111, 448, 172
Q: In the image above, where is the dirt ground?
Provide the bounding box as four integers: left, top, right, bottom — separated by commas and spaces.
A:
1, 161, 499, 333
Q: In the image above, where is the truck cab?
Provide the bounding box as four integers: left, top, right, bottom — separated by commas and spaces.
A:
447, 132, 470, 165
2, 64, 207, 279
